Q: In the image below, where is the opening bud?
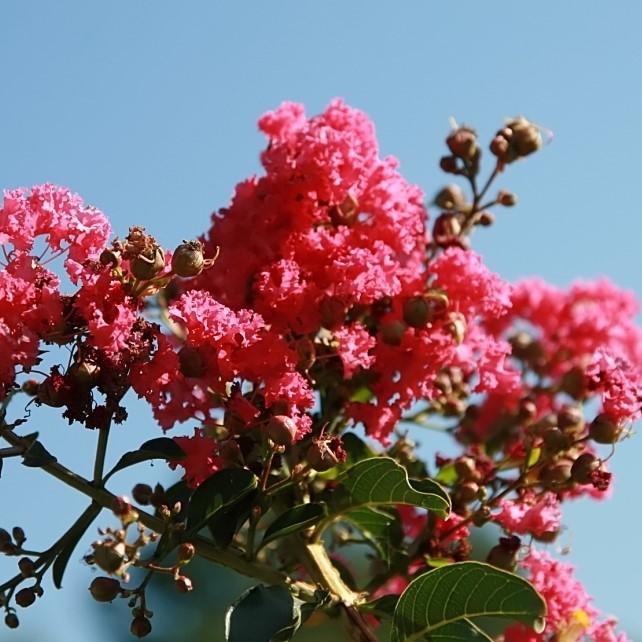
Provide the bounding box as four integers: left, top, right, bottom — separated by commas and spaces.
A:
130, 246, 165, 281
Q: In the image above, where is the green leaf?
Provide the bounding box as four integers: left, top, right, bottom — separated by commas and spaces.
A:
225, 585, 299, 642
342, 432, 376, 465
209, 489, 259, 548
435, 462, 457, 485
390, 561, 546, 642
260, 503, 327, 550
53, 503, 102, 588
330, 457, 451, 518
342, 507, 403, 562
186, 468, 258, 534
22, 440, 57, 467
104, 437, 185, 481
361, 594, 398, 618
428, 619, 493, 641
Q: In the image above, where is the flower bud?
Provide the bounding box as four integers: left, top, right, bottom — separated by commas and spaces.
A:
542, 427, 568, 453
132, 483, 154, 506
491, 118, 542, 164
266, 415, 298, 447
178, 346, 208, 378
130, 246, 165, 281
497, 190, 517, 206
458, 481, 479, 503
445, 312, 466, 345
131, 616, 152, 638
89, 577, 121, 602
557, 405, 584, 435
171, 240, 205, 278
99, 248, 121, 267
454, 457, 477, 481
381, 320, 406, 346
571, 453, 600, 485
177, 543, 196, 564
4, 613, 19, 629
433, 212, 462, 248
68, 360, 100, 387
15, 588, 36, 608
175, 575, 193, 593
21, 380, 39, 396
477, 212, 495, 227
18, 558, 35, 578
472, 506, 491, 527
434, 184, 466, 211
11, 527, 25, 547
439, 155, 459, 174
589, 414, 622, 444
446, 127, 478, 160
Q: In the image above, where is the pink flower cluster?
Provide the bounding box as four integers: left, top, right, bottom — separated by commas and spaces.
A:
504, 549, 630, 642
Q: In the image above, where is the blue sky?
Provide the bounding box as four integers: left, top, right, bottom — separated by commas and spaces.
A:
1, 1, 641, 639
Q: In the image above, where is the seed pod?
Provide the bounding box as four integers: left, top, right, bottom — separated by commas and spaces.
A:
454, 457, 477, 481
446, 127, 478, 160
266, 416, 298, 447
439, 155, 459, 174
89, 577, 121, 602
403, 296, 431, 329
497, 190, 517, 206
458, 481, 479, 503
18, 558, 35, 578
11, 527, 25, 547
434, 184, 466, 211
172, 240, 205, 278
589, 414, 622, 444
540, 462, 572, 486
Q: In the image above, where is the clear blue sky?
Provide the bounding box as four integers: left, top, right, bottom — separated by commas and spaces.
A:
1, 1, 641, 640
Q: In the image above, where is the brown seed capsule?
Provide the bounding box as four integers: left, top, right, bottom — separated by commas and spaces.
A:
99, 248, 121, 267
130, 246, 165, 281
541, 462, 572, 486
15, 588, 36, 608
266, 415, 298, 447
132, 484, 154, 506
178, 345, 208, 378
4, 613, 19, 629
571, 453, 600, 485
89, 577, 121, 602
175, 575, 193, 593
381, 320, 406, 346
171, 240, 205, 278
131, 616, 152, 638
589, 414, 622, 444
542, 427, 568, 453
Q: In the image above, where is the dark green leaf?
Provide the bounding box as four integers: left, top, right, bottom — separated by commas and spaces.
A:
209, 489, 259, 548
342, 432, 376, 465
225, 585, 298, 642
427, 620, 493, 642
260, 503, 327, 550
390, 561, 546, 642
330, 457, 451, 518
342, 507, 403, 562
104, 437, 185, 480
53, 503, 102, 588
187, 469, 258, 534
22, 440, 57, 467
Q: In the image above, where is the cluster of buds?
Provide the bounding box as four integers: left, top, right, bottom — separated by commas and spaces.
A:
489, 117, 543, 166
